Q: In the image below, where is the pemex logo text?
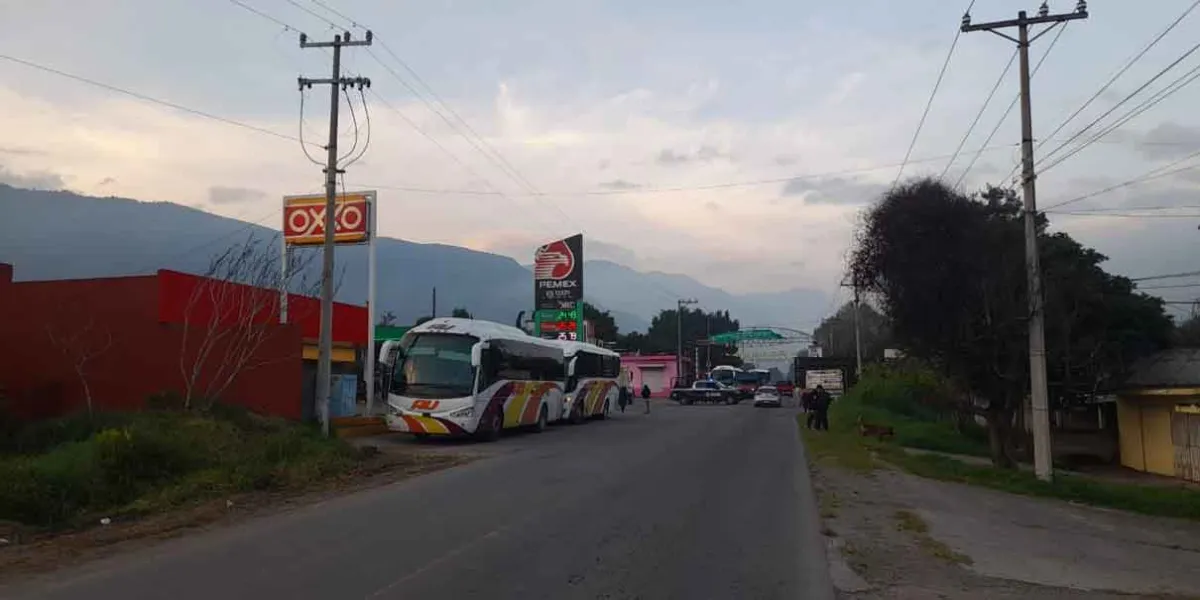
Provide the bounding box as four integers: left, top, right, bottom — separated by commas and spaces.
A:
534, 240, 575, 280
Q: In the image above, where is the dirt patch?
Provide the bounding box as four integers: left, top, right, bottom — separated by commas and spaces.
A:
0, 445, 472, 582
811, 464, 1189, 599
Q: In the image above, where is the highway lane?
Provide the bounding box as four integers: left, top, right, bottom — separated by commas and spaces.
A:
4, 401, 833, 600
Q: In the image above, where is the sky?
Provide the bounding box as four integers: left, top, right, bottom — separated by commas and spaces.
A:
1, 0, 1198, 317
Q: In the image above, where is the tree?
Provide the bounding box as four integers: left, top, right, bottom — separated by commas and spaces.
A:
619, 307, 742, 368
378, 310, 398, 327
46, 317, 113, 417
850, 179, 1171, 467
178, 236, 318, 410
813, 301, 892, 361
1176, 313, 1200, 347
451, 307, 473, 319
583, 302, 618, 342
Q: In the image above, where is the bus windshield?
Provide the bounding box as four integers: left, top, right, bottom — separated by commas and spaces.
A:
391, 333, 479, 399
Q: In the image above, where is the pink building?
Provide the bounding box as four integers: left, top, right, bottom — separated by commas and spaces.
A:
620, 353, 693, 398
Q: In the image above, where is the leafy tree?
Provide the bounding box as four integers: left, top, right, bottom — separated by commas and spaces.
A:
451, 307, 473, 319
850, 178, 1171, 467
377, 310, 398, 327
813, 301, 893, 361
618, 308, 741, 369
1176, 314, 1200, 347
583, 302, 619, 342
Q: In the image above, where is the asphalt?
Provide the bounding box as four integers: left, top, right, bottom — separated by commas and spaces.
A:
3, 401, 833, 600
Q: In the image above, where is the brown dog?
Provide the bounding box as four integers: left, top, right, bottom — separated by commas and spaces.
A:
857, 415, 895, 441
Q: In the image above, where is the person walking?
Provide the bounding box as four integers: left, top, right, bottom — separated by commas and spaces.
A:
618, 371, 630, 413
641, 383, 652, 414
801, 388, 816, 428
812, 385, 833, 431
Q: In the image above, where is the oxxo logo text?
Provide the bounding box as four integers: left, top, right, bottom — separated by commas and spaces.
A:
283, 196, 369, 244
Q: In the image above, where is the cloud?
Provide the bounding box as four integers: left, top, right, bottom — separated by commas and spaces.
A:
656, 145, 729, 166
598, 179, 640, 190
208, 186, 265, 205
0, 164, 63, 190
1138, 122, 1200, 160
704, 200, 721, 211
781, 176, 887, 206
98, 177, 117, 187
0, 146, 46, 156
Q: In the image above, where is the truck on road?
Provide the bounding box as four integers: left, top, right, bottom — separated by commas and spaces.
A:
670, 380, 741, 405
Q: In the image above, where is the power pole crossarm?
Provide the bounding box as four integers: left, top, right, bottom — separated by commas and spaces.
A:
299, 30, 372, 436
960, 2, 1088, 482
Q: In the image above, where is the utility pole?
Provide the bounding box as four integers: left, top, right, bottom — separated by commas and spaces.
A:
962, 1, 1088, 482
299, 31, 372, 436
852, 287, 863, 377
705, 314, 712, 373
432, 286, 437, 318
677, 298, 698, 386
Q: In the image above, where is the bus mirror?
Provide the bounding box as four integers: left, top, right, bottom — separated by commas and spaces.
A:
471, 342, 483, 367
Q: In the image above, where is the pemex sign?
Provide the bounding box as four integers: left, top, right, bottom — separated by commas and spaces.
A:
282, 192, 373, 246
533, 233, 583, 310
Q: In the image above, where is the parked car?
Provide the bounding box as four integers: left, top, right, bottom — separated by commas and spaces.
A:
775, 381, 796, 397
753, 385, 782, 408
671, 380, 740, 405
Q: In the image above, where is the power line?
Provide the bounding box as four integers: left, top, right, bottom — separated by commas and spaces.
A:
1040, 150, 1200, 211
1036, 38, 1200, 170
1049, 210, 1200, 219
228, 0, 306, 33
283, 0, 340, 28
1036, 0, 1200, 155
893, 0, 977, 187
1138, 283, 1200, 290
357, 143, 1017, 197
942, 49, 1017, 180
1060, 204, 1200, 213
1038, 60, 1200, 175
1131, 270, 1200, 282
0, 52, 315, 147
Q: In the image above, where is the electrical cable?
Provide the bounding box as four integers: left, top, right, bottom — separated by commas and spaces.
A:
941, 48, 1017, 180
958, 22, 1067, 189
893, 0, 977, 188
1036, 0, 1200, 154
298, 90, 327, 166
337, 86, 361, 164
1036, 39, 1200, 170
0, 52, 313, 147
1040, 151, 1200, 212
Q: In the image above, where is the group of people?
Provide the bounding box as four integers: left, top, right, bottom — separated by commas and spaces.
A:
799, 384, 833, 431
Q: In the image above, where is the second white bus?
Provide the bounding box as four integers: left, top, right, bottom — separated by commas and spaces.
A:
556, 340, 622, 423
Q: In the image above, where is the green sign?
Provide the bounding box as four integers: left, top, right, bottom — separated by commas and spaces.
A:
709, 329, 785, 344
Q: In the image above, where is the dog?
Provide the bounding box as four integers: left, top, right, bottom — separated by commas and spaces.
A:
857, 415, 896, 441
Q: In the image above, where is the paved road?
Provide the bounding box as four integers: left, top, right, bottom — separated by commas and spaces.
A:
4, 401, 833, 600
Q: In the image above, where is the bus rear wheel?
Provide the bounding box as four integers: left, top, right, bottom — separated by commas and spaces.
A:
532, 405, 548, 433
477, 410, 502, 442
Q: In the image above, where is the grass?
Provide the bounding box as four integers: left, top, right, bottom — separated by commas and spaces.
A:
0, 407, 361, 529
797, 364, 1200, 522
892, 509, 973, 565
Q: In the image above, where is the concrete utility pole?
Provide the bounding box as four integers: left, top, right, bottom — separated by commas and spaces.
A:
299, 31, 372, 436
677, 298, 698, 386
853, 287, 863, 377
962, 1, 1088, 482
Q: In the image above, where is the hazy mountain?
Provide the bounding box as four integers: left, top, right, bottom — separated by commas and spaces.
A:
0, 184, 829, 332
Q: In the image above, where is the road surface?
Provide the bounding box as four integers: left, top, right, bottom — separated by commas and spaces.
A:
4, 401, 833, 600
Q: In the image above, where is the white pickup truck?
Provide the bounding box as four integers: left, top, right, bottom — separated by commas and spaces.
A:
669, 380, 740, 405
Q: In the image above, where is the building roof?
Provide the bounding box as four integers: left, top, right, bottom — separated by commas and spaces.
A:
1122, 348, 1200, 389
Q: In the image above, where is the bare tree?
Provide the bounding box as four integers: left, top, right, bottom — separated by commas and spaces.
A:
177, 235, 322, 409
46, 318, 113, 417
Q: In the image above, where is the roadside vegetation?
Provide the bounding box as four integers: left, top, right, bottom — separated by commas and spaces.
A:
798, 364, 1200, 522
0, 404, 363, 530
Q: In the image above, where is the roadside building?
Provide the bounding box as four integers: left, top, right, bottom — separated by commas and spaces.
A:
619, 353, 691, 398
0, 263, 366, 421
1115, 348, 1200, 482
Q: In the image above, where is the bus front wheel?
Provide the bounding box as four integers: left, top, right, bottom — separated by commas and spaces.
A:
532, 405, 549, 433
478, 410, 503, 442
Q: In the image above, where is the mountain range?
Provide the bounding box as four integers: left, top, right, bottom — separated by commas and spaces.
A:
0, 184, 830, 332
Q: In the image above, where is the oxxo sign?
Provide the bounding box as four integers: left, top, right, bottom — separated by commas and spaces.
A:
282, 192, 373, 246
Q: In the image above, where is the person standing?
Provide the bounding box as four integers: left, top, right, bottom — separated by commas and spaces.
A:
812, 384, 833, 431
641, 383, 652, 414
618, 370, 630, 413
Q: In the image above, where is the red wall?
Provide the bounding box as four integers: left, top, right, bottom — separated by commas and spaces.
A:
156, 269, 367, 344
0, 268, 304, 420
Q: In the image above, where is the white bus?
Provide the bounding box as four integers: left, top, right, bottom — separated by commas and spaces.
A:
555, 340, 622, 423
710, 365, 742, 387
384, 317, 566, 440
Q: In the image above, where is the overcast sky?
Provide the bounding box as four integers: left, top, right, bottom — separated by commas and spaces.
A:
1, 0, 1198, 315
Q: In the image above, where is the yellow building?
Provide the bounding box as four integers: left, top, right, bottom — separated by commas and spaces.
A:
1116, 348, 1200, 482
